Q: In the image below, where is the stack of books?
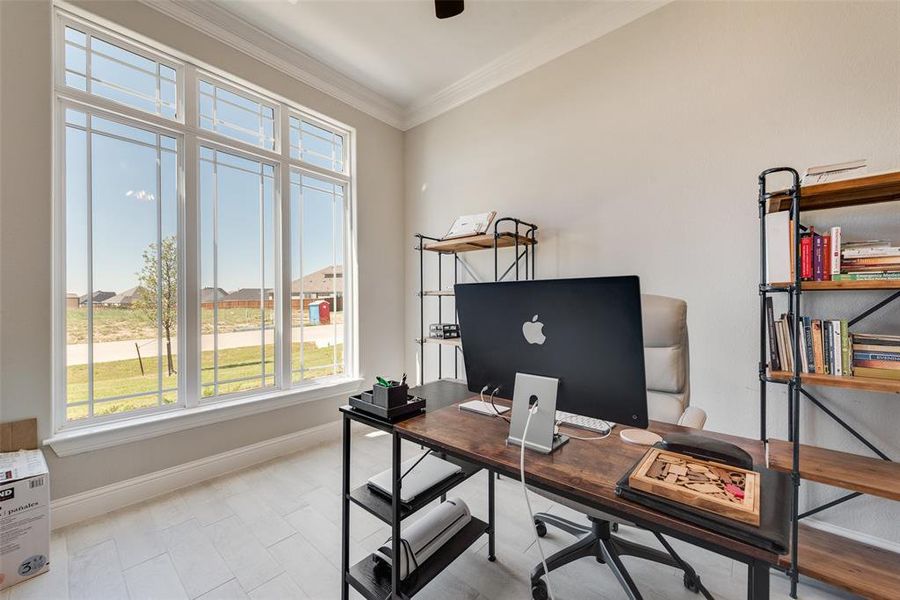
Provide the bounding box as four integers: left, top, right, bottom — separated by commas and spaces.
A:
835, 240, 900, 281
765, 300, 850, 376
852, 333, 900, 380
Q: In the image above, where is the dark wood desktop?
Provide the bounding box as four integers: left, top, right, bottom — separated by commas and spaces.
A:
394, 383, 782, 599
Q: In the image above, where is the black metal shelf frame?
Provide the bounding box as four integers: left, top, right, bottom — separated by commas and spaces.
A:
415, 217, 537, 385
757, 167, 897, 598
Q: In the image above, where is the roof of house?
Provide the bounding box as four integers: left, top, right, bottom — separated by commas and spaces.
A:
200, 287, 228, 303
223, 288, 274, 301
102, 286, 143, 306
292, 265, 343, 295
79, 291, 116, 304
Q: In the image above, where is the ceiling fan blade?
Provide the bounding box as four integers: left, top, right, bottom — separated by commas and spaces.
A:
435, 0, 464, 19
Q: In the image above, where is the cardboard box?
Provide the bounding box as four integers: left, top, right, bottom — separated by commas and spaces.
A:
0, 450, 50, 590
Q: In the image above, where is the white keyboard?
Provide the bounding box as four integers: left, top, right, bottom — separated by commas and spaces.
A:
556, 411, 614, 435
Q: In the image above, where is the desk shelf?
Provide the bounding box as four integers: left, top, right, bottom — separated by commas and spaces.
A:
423, 233, 535, 254
766, 280, 900, 291
347, 518, 489, 600
778, 524, 900, 600
766, 171, 900, 213
348, 455, 482, 524
767, 439, 900, 501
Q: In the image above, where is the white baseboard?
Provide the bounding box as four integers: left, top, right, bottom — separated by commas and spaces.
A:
804, 518, 900, 553
50, 419, 351, 530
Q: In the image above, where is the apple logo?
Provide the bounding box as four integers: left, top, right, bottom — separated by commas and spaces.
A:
522, 314, 546, 345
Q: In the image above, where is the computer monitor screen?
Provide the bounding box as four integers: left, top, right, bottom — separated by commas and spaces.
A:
454, 276, 648, 428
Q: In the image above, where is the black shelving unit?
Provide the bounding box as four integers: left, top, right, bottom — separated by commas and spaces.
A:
757, 168, 898, 598
340, 380, 496, 600
414, 217, 537, 384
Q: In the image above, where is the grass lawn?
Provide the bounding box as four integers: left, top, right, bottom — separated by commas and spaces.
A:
67, 342, 343, 421
67, 307, 342, 344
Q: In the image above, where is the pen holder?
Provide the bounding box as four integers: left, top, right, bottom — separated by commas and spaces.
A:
373, 382, 409, 409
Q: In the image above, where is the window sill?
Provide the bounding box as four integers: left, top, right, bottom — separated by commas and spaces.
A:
45, 377, 363, 457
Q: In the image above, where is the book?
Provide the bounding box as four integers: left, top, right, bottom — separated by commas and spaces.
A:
831, 320, 842, 376
802, 159, 867, 184
842, 256, 900, 267
798, 320, 809, 373
840, 320, 850, 376
823, 320, 833, 375
811, 320, 824, 374
822, 234, 831, 280
775, 319, 787, 372
803, 317, 815, 373
830, 227, 841, 276
780, 318, 794, 372
813, 234, 826, 281
842, 247, 900, 258
853, 352, 900, 362
800, 233, 813, 280
442, 211, 496, 240
831, 272, 900, 281
852, 366, 900, 380
853, 360, 900, 370
765, 298, 780, 371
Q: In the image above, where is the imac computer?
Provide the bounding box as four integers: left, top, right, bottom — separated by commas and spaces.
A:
454, 276, 648, 453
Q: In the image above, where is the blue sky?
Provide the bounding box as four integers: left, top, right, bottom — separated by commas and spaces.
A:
65, 120, 344, 297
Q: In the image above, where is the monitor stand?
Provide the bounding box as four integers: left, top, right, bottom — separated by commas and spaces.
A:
506, 373, 569, 454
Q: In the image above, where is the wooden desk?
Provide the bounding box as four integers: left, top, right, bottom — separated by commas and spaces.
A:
395, 392, 782, 600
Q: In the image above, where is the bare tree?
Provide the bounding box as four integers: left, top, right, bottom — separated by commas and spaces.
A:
136, 236, 177, 376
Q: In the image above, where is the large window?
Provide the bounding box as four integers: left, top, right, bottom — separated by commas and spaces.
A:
56, 12, 354, 429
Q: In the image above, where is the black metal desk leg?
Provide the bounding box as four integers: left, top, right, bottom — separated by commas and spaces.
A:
341, 415, 350, 600
748, 560, 770, 600
488, 469, 496, 561
391, 432, 402, 599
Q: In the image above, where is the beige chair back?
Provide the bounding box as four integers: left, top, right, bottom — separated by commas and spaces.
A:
641, 294, 690, 425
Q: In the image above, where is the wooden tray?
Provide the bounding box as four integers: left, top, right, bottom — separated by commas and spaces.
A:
628, 448, 761, 526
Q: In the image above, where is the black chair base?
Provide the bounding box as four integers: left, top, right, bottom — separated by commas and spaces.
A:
530, 513, 713, 600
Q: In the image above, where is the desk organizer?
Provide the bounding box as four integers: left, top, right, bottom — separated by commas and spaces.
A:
348, 393, 425, 422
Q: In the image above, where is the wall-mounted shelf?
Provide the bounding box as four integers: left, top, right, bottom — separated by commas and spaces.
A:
420, 290, 455, 297
767, 171, 900, 213
767, 439, 900, 501
417, 337, 461, 348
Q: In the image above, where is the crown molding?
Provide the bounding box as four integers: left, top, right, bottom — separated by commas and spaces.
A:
137, 0, 405, 129
137, 0, 668, 131
402, 0, 670, 130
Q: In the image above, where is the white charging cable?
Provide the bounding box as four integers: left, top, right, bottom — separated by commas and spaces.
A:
520, 403, 556, 600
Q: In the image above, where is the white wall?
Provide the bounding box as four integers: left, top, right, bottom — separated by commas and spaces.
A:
404, 1, 900, 543
0, 0, 405, 498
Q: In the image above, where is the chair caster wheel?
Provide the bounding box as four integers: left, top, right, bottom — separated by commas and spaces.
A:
683, 572, 701, 593
488, 555, 496, 562
534, 519, 547, 538
531, 579, 549, 600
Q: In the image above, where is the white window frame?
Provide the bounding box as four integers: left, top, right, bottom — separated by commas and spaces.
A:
49, 5, 359, 451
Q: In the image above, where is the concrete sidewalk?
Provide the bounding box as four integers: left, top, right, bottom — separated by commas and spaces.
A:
67, 324, 344, 366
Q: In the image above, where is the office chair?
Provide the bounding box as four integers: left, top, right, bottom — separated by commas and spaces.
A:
530, 295, 711, 600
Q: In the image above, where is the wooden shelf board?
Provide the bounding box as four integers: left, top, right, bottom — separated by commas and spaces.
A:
420, 337, 461, 347
769, 280, 900, 291
767, 439, 898, 501
347, 517, 489, 600
423, 232, 535, 254
768, 370, 900, 394
421, 290, 455, 297
778, 524, 900, 600
767, 171, 900, 213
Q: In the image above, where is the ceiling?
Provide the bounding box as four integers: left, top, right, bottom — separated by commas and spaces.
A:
151, 0, 667, 128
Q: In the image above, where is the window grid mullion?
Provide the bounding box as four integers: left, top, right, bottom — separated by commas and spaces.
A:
56, 10, 355, 430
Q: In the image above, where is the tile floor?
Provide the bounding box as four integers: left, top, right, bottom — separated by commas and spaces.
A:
2, 428, 857, 600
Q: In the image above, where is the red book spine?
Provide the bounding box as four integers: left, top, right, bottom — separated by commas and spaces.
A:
800, 235, 813, 280
823, 235, 831, 281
